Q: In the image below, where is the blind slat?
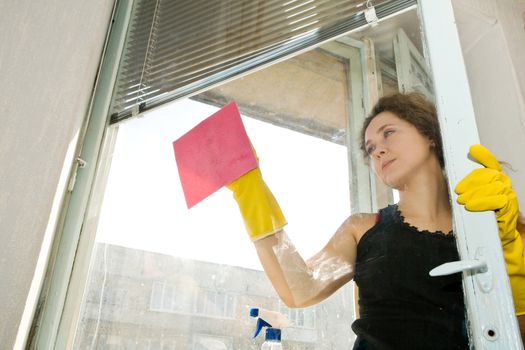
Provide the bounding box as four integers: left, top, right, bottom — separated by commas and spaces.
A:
110, 0, 416, 123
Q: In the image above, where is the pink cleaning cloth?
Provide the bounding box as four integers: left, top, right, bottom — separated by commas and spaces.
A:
173, 101, 258, 208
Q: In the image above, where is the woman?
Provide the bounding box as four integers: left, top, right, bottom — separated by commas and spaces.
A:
227, 92, 525, 349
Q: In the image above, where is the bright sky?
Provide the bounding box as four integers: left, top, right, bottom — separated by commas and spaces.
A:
96, 98, 350, 270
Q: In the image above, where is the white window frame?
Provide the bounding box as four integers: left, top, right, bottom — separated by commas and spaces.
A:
317, 36, 381, 214
418, 1, 522, 348
28, 0, 523, 349
29, 1, 135, 349
393, 27, 435, 100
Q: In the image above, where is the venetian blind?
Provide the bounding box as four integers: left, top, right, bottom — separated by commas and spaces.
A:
109, 0, 416, 123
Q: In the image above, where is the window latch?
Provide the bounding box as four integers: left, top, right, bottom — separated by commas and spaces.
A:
76, 157, 87, 168
67, 157, 88, 192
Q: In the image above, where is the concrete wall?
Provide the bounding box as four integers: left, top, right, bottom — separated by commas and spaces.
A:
0, 0, 115, 348
453, 0, 525, 204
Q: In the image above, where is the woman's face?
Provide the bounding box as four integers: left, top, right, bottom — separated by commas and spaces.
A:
364, 111, 436, 189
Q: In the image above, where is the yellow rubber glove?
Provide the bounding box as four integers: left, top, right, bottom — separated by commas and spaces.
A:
455, 144, 525, 315
227, 166, 287, 241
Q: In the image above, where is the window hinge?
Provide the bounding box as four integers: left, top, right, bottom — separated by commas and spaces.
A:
67, 157, 88, 192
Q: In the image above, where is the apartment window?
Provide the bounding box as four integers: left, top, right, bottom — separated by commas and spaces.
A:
279, 304, 316, 329
150, 281, 235, 319
194, 289, 235, 319
193, 334, 232, 350
146, 339, 177, 350
150, 281, 194, 314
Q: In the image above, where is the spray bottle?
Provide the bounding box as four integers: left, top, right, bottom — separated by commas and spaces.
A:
250, 307, 290, 350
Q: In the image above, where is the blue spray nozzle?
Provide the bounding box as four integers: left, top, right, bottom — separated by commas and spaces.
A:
250, 308, 273, 339
252, 317, 272, 339
266, 328, 281, 341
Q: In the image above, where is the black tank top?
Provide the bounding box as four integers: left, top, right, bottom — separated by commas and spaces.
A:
352, 205, 468, 350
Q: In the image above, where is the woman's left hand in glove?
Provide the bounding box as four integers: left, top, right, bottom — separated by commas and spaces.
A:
455, 144, 525, 316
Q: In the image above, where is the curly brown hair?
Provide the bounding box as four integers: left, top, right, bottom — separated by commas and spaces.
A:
360, 92, 525, 231
359, 92, 444, 168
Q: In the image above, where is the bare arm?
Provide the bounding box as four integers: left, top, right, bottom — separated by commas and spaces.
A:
226, 162, 375, 308
253, 214, 373, 308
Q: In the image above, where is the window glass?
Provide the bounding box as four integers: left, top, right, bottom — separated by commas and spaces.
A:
73, 96, 352, 349
72, 6, 433, 349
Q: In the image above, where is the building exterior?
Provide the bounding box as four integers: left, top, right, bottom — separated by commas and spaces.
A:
74, 243, 356, 349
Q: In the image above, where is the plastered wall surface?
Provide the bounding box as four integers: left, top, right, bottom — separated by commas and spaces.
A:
453, 0, 525, 205
0, 0, 114, 347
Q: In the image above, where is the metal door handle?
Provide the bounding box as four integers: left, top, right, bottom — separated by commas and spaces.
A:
430, 260, 487, 276
429, 247, 493, 293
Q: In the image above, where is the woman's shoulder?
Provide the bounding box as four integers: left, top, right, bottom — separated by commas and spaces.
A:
343, 212, 379, 242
